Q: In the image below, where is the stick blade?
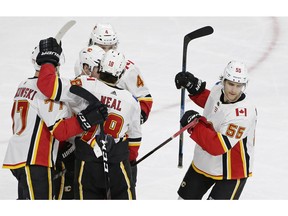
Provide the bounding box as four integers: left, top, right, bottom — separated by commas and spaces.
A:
55, 20, 76, 43
185, 26, 214, 43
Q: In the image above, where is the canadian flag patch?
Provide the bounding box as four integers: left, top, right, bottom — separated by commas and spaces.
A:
236, 108, 247, 116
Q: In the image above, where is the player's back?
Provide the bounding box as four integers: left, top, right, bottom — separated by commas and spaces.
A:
117, 59, 150, 99
3, 78, 68, 169
88, 78, 141, 141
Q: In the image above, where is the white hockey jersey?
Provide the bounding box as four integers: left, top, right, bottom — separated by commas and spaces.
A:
57, 75, 141, 142
75, 57, 153, 122
189, 83, 257, 180
37, 64, 142, 160
117, 59, 151, 102
3, 77, 75, 169
75, 56, 151, 100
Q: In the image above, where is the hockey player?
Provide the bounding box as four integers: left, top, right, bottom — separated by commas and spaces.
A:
81, 23, 153, 125
88, 23, 119, 51
75, 45, 105, 77
84, 23, 153, 194
54, 45, 105, 199
36, 38, 141, 199
2, 43, 107, 200
174, 61, 257, 200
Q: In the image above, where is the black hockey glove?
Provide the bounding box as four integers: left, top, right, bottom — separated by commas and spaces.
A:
57, 142, 75, 170
36, 37, 62, 67
180, 110, 201, 128
77, 102, 108, 131
175, 72, 206, 96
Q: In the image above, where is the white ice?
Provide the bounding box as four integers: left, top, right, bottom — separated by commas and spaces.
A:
0, 17, 287, 211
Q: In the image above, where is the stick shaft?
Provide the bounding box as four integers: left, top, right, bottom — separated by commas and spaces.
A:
178, 26, 214, 168
133, 119, 198, 166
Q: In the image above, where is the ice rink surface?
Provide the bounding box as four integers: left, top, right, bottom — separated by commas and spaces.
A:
0, 15, 287, 213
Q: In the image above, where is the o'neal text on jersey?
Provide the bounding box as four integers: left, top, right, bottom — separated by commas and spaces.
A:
101, 95, 122, 111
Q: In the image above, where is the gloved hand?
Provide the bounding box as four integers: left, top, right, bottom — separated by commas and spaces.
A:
36, 37, 62, 67
175, 72, 206, 96
57, 142, 75, 163
180, 110, 201, 128
77, 102, 108, 131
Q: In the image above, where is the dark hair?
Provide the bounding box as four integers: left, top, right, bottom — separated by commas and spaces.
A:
98, 72, 118, 84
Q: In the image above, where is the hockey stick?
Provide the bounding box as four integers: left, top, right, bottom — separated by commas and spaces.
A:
55, 20, 76, 43
99, 123, 112, 199
132, 118, 198, 166
69, 85, 111, 199
178, 26, 214, 168
70, 84, 99, 104
51, 21, 77, 181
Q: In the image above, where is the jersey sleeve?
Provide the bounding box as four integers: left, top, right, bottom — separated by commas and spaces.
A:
118, 61, 153, 123
190, 107, 256, 156
37, 64, 62, 101
37, 64, 95, 115
190, 117, 228, 156
126, 97, 142, 161
37, 99, 83, 141
188, 89, 210, 108
50, 117, 83, 141
139, 96, 153, 123
37, 63, 79, 103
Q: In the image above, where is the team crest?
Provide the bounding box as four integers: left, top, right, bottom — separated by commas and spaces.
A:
70, 78, 82, 86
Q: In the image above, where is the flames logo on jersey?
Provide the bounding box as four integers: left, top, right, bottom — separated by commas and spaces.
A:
70, 78, 83, 86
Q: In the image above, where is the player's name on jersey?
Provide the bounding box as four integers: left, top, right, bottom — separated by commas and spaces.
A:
14, 87, 37, 100
101, 96, 122, 111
